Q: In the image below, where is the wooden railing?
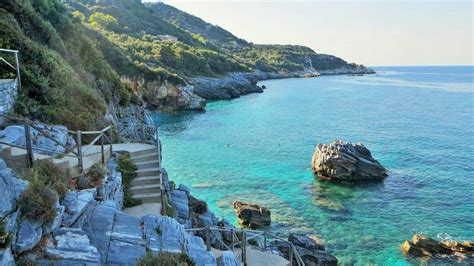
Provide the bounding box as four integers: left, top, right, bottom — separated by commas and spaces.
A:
185, 227, 305, 266
0, 113, 113, 173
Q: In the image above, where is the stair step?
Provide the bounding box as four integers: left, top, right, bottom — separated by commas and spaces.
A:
134, 160, 160, 170
129, 184, 161, 195
131, 153, 159, 163
129, 148, 158, 158
136, 168, 160, 177
132, 192, 161, 203
131, 176, 161, 187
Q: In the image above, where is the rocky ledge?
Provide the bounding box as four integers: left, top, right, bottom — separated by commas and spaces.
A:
401, 234, 473, 263
311, 140, 387, 182
191, 72, 264, 100
232, 201, 271, 229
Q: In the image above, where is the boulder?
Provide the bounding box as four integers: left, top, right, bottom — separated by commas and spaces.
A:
171, 189, 189, 220
186, 235, 217, 266
14, 219, 43, 254
217, 251, 241, 266
0, 248, 14, 266
46, 228, 101, 264
62, 191, 95, 227
274, 234, 337, 266
401, 234, 474, 262
143, 215, 185, 253
43, 199, 64, 234
311, 140, 387, 181
0, 163, 28, 219
232, 201, 271, 228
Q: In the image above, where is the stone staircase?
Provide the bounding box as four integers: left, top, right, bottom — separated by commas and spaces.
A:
128, 147, 162, 204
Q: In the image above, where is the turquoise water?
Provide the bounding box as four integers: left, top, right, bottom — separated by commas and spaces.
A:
152, 66, 474, 265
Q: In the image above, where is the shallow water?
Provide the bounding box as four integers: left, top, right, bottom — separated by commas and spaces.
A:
152, 66, 474, 265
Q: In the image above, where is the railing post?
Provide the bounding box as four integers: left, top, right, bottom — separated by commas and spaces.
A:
160, 172, 166, 216
100, 134, 105, 164
24, 124, 34, 168
230, 228, 235, 252
205, 226, 211, 251
289, 243, 294, 266
242, 231, 247, 266
76, 131, 83, 174
264, 231, 267, 251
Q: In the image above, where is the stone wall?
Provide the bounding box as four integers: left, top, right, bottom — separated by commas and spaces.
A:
0, 79, 18, 114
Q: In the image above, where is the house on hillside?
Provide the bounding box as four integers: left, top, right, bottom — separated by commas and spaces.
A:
157, 34, 178, 42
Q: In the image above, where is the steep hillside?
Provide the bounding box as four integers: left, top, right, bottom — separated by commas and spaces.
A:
0, 0, 136, 130
148, 2, 373, 73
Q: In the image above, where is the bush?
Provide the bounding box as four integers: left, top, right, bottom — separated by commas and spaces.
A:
137, 251, 195, 266
88, 163, 108, 187
0, 220, 12, 249
21, 160, 68, 200
18, 182, 57, 223
189, 195, 207, 215
117, 154, 141, 208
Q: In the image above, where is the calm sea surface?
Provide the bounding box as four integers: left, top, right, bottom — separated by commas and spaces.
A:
152, 66, 474, 265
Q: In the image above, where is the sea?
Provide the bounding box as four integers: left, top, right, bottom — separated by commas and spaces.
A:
152, 66, 474, 265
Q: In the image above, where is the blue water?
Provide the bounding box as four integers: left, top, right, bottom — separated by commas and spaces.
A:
152, 66, 474, 265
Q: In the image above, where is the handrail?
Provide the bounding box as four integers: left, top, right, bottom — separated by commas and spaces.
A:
185, 226, 306, 266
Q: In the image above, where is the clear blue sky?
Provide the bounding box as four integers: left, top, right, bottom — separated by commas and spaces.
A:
145, 0, 473, 66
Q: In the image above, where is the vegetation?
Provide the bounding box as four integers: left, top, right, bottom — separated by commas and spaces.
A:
1, 0, 361, 129
18, 182, 58, 224
137, 251, 195, 266
21, 160, 68, 200
0, 220, 12, 249
117, 153, 141, 208
74, 163, 108, 190
188, 195, 208, 215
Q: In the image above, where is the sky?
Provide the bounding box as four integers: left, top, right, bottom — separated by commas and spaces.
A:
144, 0, 474, 66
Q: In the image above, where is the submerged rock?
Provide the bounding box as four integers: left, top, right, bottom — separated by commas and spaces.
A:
232, 201, 271, 228
401, 234, 474, 262
311, 140, 387, 181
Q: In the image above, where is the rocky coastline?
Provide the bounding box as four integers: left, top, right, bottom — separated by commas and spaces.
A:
150, 66, 375, 111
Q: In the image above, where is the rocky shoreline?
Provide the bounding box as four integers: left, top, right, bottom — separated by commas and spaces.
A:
150, 66, 375, 111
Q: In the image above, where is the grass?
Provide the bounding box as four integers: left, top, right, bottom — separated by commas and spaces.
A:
137, 251, 195, 266
0, 220, 12, 249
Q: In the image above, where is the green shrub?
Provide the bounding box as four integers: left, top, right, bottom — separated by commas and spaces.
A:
21, 160, 68, 200
88, 163, 108, 187
137, 251, 195, 266
164, 202, 176, 217
18, 182, 57, 223
188, 195, 207, 215
0, 220, 12, 249
117, 154, 141, 208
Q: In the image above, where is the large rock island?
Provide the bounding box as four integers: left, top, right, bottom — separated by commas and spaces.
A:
311, 140, 387, 182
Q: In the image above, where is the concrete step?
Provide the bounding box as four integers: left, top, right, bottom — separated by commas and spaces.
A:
132, 192, 161, 203
129, 148, 158, 158
134, 160, 160, 170
129, 184, 161, 195
136, 168, 160, 178
131, 176, 161, 187
130, 153, 159, 164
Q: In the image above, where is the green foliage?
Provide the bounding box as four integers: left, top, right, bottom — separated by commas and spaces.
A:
188, 195, 207, 215
164, 202, 176, 217
18, 182, 58, 224
117, 153, 142, 208
0, 220, 12, 249
89, 12, 118, 29
137, 251, 195, 266
88, 163, 108, 187
21, 160, 68, 200
1, 0, 136, 130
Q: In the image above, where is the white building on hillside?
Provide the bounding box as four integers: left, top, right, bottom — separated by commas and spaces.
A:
157, 35, 178, 42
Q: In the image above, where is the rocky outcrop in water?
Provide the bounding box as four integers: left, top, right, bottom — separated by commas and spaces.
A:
274, 233, 338, 266
192, 73, 263, 100
311, 140, 387, 181
401, 234, 474, 263
232, 201, 271, 228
